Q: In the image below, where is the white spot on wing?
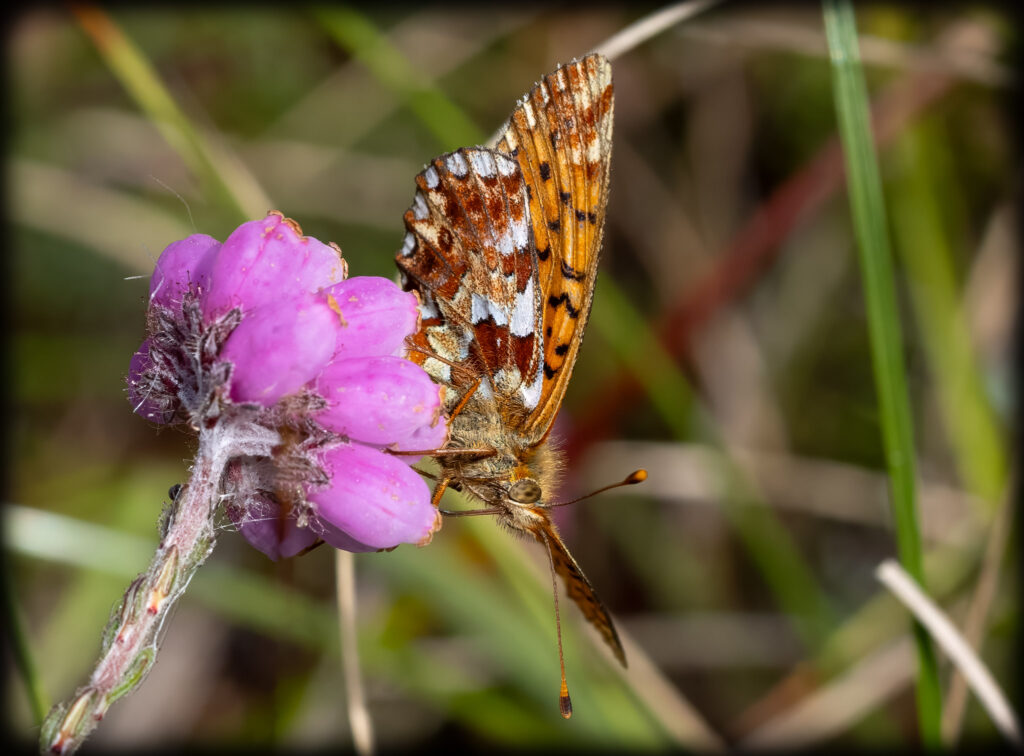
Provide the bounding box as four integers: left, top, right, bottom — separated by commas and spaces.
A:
470, 293, 487, 324
401, 232, 416, 257
412, 192, 428, 220
469, 151, 496, 178
510, 278, 535, 337
501, 128, 518, 152
471, 292, 508, 326
496, 228, 513, 257
424, 166, 439, 188
495, 153, 518, 177
522, 100, 536, 128
447, 152, 468, 177
520, 360, 544, 410
511, 215, 529, 251
419, 293, 439, 319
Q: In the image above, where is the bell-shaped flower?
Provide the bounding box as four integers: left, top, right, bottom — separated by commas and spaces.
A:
202, 214, 347, 321
307, 443, 441, 551
129, 212, 448, 558
322, 276, 421, 359
148, 233, 219, 309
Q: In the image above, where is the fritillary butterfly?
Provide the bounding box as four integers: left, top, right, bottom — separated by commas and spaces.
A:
396, 54, 641, 717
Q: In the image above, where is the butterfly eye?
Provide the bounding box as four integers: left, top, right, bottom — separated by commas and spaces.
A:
508, 479, 542, 504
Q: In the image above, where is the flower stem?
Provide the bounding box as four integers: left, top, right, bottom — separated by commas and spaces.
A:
39, 425, 230, 755
336, 550, 374, 756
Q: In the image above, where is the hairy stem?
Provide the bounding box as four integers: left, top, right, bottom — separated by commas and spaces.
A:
39, 422, 242, 754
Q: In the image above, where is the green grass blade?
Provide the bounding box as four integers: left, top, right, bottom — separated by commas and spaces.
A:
312, 6, 486, 149
71, 6, 271, 223
822, 0, 941, 744
1, 555, 49, 724
889, 124, 1008, 509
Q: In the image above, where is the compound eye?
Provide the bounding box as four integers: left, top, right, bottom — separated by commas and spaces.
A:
509, 479, 542, 504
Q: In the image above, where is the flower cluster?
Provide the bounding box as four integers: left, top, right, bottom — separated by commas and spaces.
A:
128, 212, 446, 557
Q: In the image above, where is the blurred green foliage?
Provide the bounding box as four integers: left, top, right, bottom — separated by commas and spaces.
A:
5, 4, 1016, 751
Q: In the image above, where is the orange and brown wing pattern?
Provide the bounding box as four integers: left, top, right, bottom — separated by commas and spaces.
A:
495, 54, 614, 440
533, 513, 627, 666
397, 148, 543, 411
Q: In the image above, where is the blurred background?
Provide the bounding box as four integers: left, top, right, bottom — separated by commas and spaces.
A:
4, 3, 1018, 751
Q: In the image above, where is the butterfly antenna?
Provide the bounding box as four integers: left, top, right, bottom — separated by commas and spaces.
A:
541, 532, 573, 719
546, 469, 647, 510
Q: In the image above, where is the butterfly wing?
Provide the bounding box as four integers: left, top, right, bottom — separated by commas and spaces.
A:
397, 148, 544, 414
532, 511, 627, 666
395, 59, 625, 670
495, 54, 614, 440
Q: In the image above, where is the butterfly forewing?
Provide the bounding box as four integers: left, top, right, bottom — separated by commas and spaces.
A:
495, 54, 614, 440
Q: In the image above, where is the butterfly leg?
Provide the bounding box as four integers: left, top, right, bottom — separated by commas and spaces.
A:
446, 375, 483, 424
429, 475, 502, 518
388, 447, 496, 458
431, 478, 451, 509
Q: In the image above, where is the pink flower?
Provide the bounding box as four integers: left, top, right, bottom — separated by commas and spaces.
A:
130, 212, 447, 558
201, 214, 347, 320
218, 292, 340, 405
307, 443, 442, 552
148, 234, 218, 309
314, 356, 448, 450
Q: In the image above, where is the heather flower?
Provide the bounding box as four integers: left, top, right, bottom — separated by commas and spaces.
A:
45, 212, 448, 754
129, 211, 445, 555
148, 233, 218, 309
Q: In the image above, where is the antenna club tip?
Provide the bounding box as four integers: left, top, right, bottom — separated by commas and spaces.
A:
559, 693, 573, 719
626, 469, 648, 484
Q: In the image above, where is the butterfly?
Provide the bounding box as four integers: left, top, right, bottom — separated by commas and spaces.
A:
395, 54, 643, 717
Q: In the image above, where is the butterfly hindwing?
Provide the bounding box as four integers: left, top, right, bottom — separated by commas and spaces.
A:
398, 148, 543, 413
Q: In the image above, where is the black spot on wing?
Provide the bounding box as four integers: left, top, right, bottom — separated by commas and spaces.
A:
548, 293, 580, 318
560, 260, 585, 281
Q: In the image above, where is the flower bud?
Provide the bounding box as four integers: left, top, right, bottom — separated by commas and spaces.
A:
307, 443, 440, 550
